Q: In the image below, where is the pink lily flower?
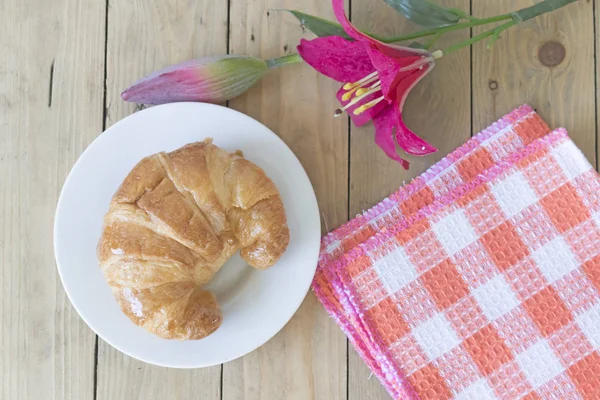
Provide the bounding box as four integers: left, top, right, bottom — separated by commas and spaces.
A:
297, 0, 442, 168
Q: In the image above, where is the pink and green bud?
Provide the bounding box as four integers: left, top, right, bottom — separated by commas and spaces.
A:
121, 55, 273, 105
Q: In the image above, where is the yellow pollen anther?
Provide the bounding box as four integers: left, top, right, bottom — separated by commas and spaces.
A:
356, 81, 381, 97
352, 105, 369, 115
353, 96, 385, 115
342, 86, 359, 101
342, 71, 378, 90
335, 86, 383, 117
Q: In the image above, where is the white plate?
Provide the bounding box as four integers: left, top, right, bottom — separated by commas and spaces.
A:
54, 103, 320, 368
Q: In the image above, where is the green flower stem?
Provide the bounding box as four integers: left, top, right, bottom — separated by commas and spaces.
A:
447, 8, 480, 22
267, 53, 303, 68
376, 0, 577, 47
512, 0, 578, 21
425, 31, 444, 50
376, 13, 513, 43
439, 0, 576, 55
441, 20, 517, 54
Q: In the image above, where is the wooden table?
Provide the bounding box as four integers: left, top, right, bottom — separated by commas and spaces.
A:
2, 0, 596, 398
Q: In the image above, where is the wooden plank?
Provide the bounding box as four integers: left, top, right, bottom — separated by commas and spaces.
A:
0, 0, 105, 398
472, 0, 596, 167
96, 1, 228, 399
223, 0, 348, 399
348, 0, 471, 398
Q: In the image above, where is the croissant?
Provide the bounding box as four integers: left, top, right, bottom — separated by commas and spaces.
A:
97, 139, 290, 340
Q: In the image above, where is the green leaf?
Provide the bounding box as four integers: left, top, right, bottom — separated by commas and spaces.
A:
285, 10, 352, 39
383, 0, 460, 28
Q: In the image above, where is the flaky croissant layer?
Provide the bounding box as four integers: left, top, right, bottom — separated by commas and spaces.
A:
97, 139, 289, 340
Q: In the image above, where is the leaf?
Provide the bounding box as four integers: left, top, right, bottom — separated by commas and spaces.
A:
383, 0, 459, 28
285, 10, 352, 40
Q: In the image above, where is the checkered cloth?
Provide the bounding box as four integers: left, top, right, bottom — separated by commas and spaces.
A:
314, 105, 600, 399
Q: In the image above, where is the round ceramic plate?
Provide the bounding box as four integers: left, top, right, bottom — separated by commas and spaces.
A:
54, 102, 320, 368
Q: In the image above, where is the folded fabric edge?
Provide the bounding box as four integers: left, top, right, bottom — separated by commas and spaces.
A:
313, 107, 551, 393
328, 127, 570, 398
312, 270, 410, 399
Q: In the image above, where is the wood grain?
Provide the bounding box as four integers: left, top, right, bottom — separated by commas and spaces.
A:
0, 0, 105, 398
224, 0, 348, 399
3, 0, 600, 398
472, 0, 596, 166
348, 0, 470, 397
96, 1, 227, 399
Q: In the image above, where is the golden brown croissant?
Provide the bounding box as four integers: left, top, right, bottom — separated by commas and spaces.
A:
97, 139, 289, 340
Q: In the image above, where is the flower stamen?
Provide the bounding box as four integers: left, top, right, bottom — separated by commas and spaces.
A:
353, 96, 385, 115
342, 86, 360, 101
334, 86, 383, 117
355, 81, 381, 97
333, 55, 437, 118
342, 71, 378, 90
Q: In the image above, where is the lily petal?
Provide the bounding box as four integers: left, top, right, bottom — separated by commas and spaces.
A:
394, 62, 435, 110
297, 37, 374, 83
331, 0, 432, 61
366, 47, 424, 102
331, 0, 373, 43
336, 86, 387, 126
389, 65, 437, 156
373, 107, 410, 169
396, 113, 437, 156
374, 41, 432, 60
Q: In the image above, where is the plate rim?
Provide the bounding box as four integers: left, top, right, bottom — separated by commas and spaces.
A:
53, 102, 321, 368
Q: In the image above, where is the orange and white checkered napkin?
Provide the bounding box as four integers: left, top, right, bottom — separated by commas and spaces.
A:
313, 105, 600, 399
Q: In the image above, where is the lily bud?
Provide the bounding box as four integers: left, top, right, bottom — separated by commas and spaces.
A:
121, 55, 270, 105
